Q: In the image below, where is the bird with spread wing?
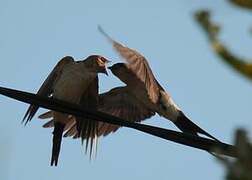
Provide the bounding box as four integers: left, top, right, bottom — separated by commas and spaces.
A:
39, 27, 220, 146
23, 55, 109, 166
98, 26, 220, 142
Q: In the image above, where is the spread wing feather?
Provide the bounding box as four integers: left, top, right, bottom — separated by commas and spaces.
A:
22, 56, 74, 124
98, 26, 162, 103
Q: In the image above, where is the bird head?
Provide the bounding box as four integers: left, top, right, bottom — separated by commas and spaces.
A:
108, 63, 125, 74
108, 63, 132, 84
85, 55, 110, 75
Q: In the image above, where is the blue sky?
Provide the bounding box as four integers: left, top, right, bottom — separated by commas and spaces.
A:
0, 1, 252, 180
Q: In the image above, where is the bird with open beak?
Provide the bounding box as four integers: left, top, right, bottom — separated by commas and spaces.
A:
23, 55, 109, 166
39, 27, 221, 150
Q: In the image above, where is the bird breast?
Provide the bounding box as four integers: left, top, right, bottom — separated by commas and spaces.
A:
158, 90, 180, 122
53, 63, 96, 103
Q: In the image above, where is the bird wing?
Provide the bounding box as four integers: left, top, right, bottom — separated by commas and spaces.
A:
22, 56, 74, 124
40, 86, 155, 137
98, 26, 162, 103
74, 75, 100, 156
97, 86, 155, 136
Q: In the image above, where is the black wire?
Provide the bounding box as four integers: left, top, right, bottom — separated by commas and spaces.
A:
0, 86, 237, 158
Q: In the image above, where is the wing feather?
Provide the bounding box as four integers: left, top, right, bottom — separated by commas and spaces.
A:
75, 76, 99, 156
40, 86, 155, 138
22, 56, 74, 124
98, 26, 162, 103
96, 86, 155, 136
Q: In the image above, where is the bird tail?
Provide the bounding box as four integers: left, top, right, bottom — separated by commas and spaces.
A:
51, 122, 65, 166
174, 111, 220, 142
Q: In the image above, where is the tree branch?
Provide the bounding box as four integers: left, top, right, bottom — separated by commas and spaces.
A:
195, 10, 252, 80
215, 129, 252, 179
229, 0, 252, 10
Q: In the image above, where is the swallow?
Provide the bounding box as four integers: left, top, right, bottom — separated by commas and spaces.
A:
23, 55, 109, 166
97, 26, 220, 142
38, 28, 220, 146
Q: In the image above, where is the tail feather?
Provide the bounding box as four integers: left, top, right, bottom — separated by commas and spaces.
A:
175, 111, 220, 142
51, 122, 65, 166
76, 117, 99, 158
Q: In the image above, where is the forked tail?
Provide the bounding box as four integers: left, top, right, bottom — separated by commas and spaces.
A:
51, 122, 65, 166
175, 111, 220, 142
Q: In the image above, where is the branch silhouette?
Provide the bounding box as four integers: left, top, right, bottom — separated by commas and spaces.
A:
195, 10, 252, 80
214, 129, 252, 179
0, 86, 237, 157
229, 0, 252, 10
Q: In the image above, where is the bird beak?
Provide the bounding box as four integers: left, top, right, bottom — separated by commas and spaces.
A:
101, 68, 109, 76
